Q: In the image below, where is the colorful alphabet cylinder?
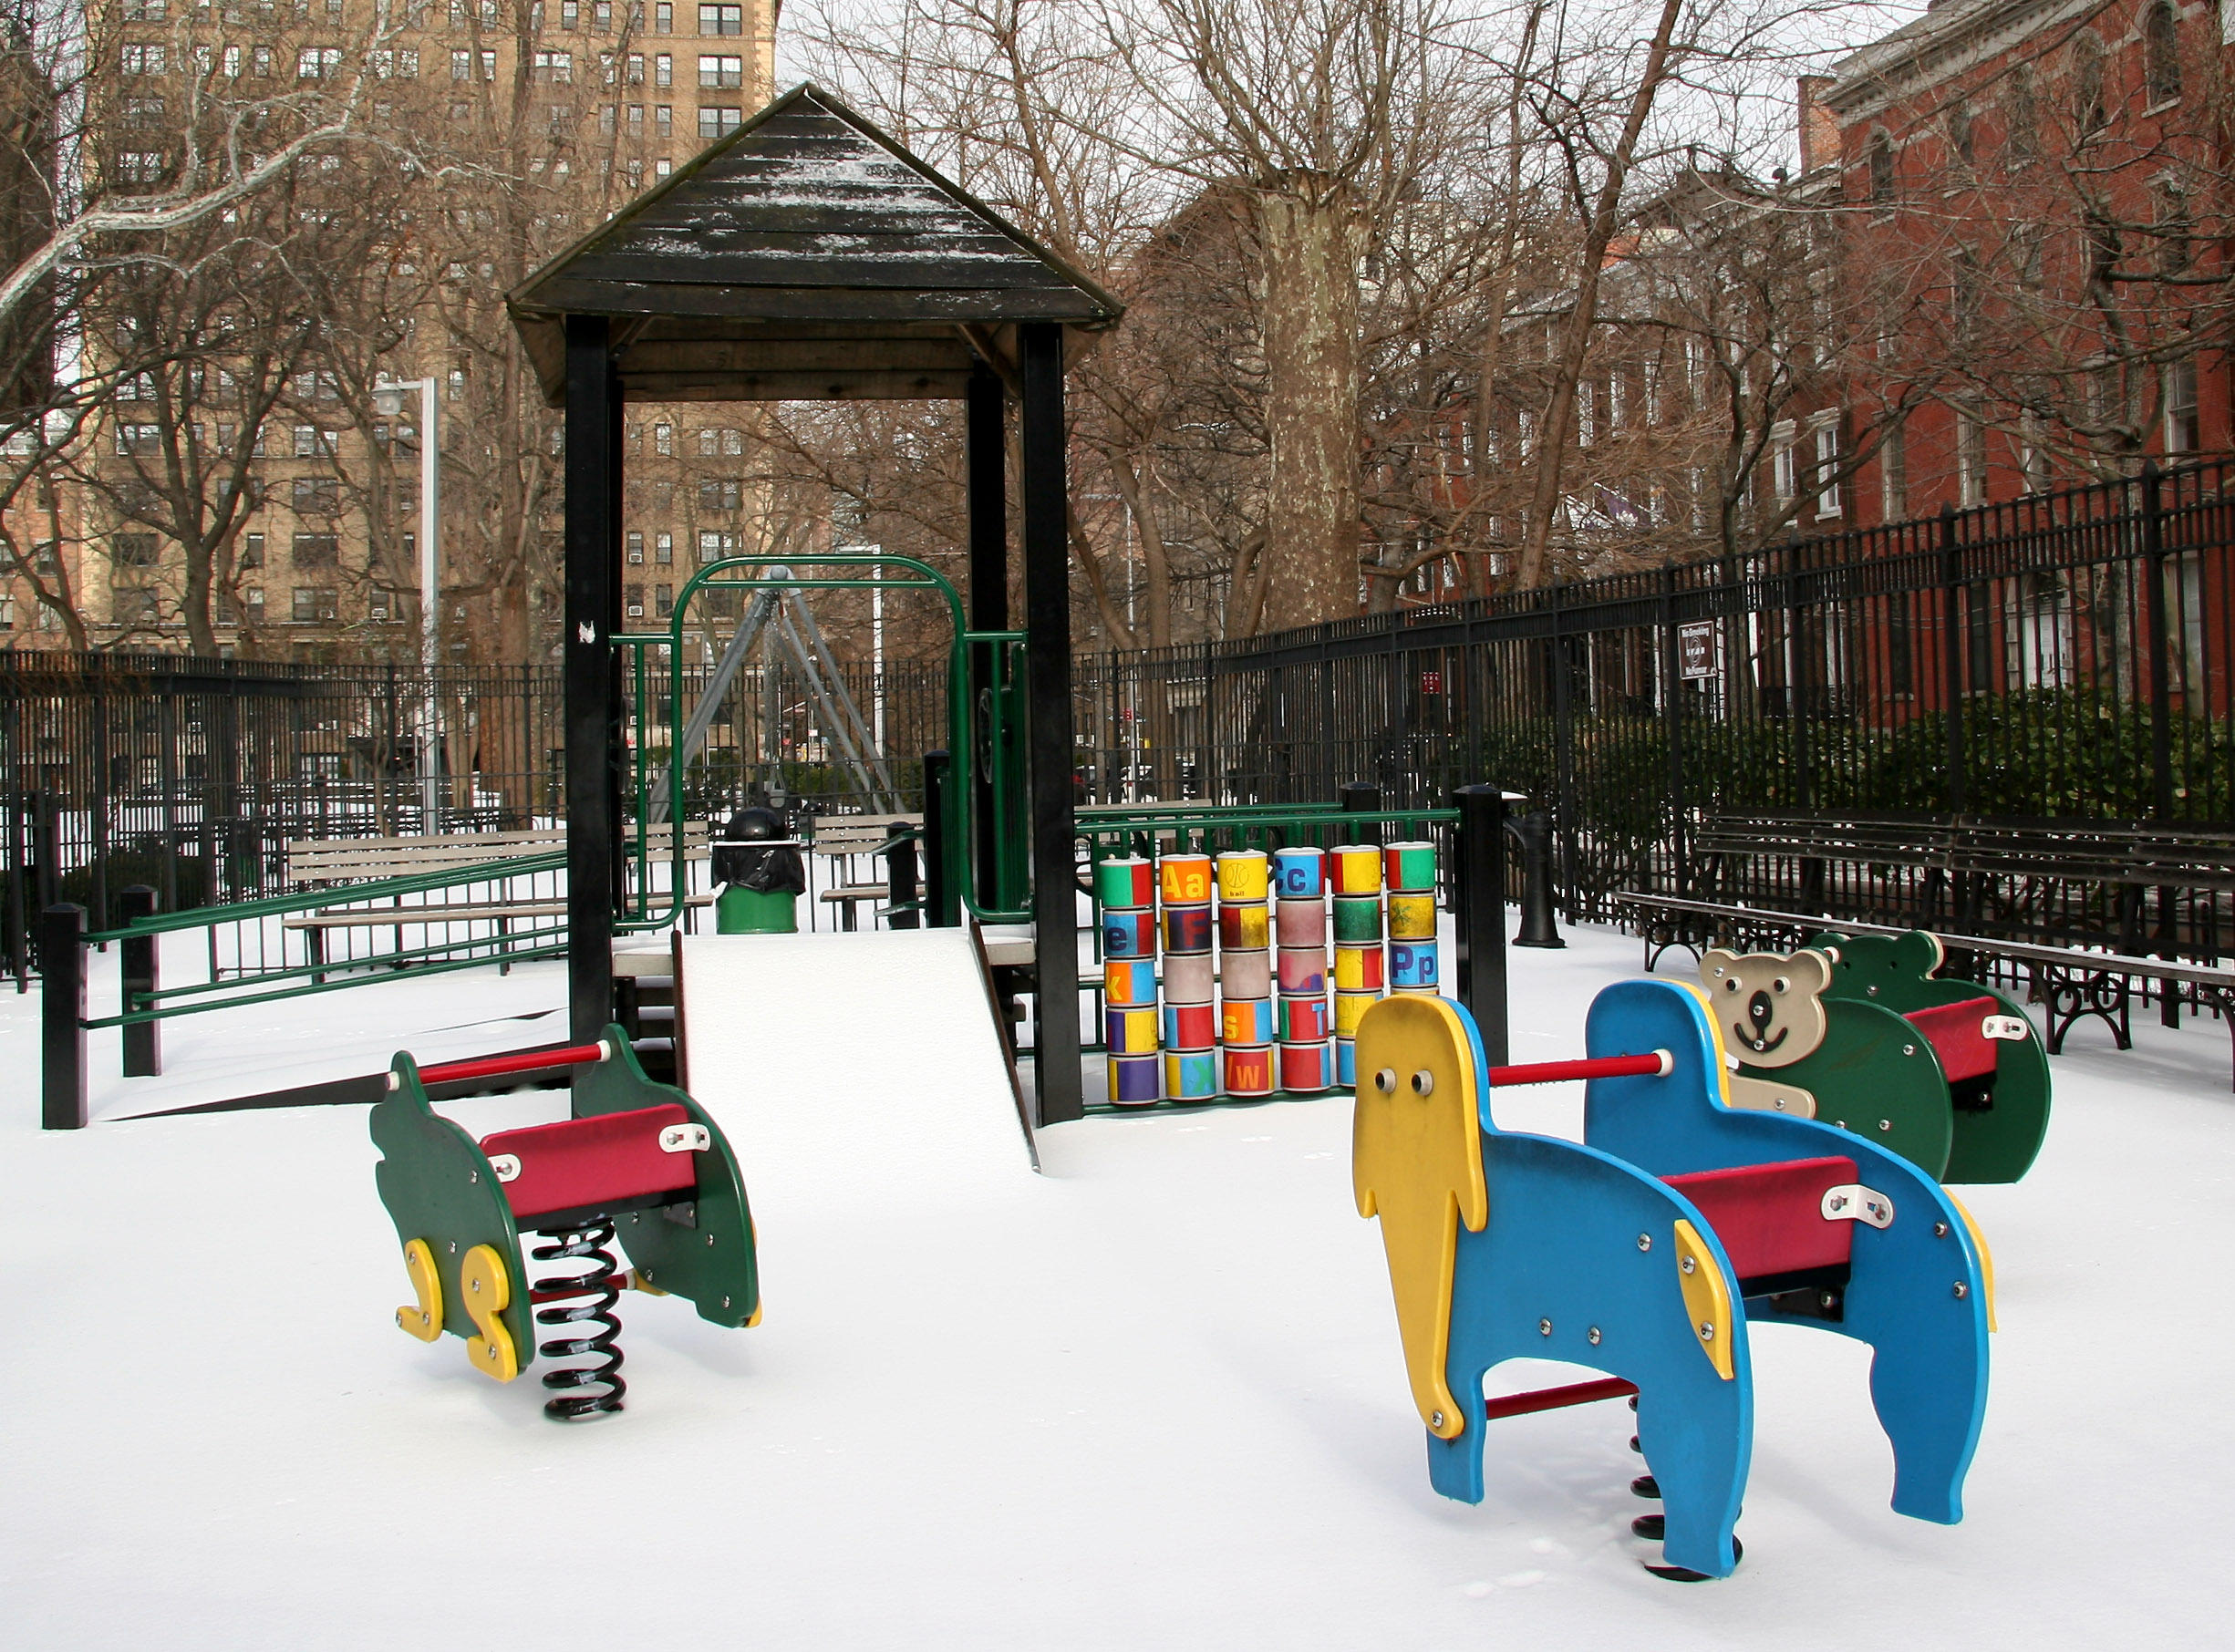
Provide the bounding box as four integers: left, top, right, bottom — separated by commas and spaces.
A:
1216, 850, 1269, 903
1109, 1053, 1161, 1107
1276, 946, 1327, 996
1103, 909, 1155, 958
1390, 939, 1440, 988
1278, 994, 1330, 1043
1275, 898, 1327, 948
1104, 957, 1157, 1007
1384, 841, 1436, 893
1221, 948, 1271, 999
1221, 996, 1276, 1046
1386, 893, 1436, 942
1223, 1044, 1274, 1098
1163, 903, 1213, 956
1096, 856, 1154, 911
1272, 846, 1324, 899
1333, 944, 1385, 993
1334, 1038, 1357, 1088
1218, 902, 1270, 951
1106, 1006, 1160, 1055
1159, 852, 1214, 907
1330, 843, 1381, 895
1164, 1048, 1217, 1101
1164, 950, 1216, 1006
1278, 1039, 1333, 1091
1331, 895, 1382, 945
1162, 998, 1217, 1051
1333, 988, 1381, 1038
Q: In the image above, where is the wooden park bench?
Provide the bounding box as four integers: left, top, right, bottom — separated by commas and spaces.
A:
807, 812, 922, 930
281, 824, 713, 969
1618, 807, 2235, 1087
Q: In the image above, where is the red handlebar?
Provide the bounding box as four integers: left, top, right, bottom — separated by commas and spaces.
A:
1485, 1050, 1671, 1088
407, 1041, 610, 1088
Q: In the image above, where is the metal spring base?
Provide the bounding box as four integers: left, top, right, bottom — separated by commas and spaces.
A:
530, 1221, 626, 1420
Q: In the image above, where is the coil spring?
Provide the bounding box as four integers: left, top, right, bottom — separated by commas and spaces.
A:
530, 1221, 626, 1420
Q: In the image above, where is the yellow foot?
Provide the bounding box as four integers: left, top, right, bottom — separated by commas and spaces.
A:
395, 1239, 444, 1341
460, 1244, 520, 1382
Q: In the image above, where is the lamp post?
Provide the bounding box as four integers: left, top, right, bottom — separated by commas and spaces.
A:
372, 375, 440, 825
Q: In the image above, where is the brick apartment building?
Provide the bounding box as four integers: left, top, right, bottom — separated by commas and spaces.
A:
0, 0, 781, 659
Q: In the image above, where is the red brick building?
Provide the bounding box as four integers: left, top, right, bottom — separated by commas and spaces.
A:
1821, 0, 2232, 523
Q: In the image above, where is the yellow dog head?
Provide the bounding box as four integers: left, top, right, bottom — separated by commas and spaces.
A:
1353, 994, 1489, 1440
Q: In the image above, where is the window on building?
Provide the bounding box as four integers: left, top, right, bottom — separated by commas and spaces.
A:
291, 478, 343, 513
113, 532, 160, 567
239, 532, 265, 570
2005, 64, 2039, 160
655, 158, 672, 178
655, 531, 673, 564
113, 587, 162, 625
292, 586, 338, 623
1867, 131, 1893, 204
698, 105, 741, 138
1770, 421, 1797, 500
292, 532, 339, 568
656, 0, 672, 31
251, 45, 272, 77
655, 583, 673, 617
698, 479, 740, 512
697, 528, 736, 563
0, 595, 13, 630
122, 97, 165, 127
2071, 32, 2106, 136
595, 1, 613, 27
534, 50, 573, 82
562, 0, 580, 26
1575, 381, 1594, 447
698, 54, 743, 88
116, 151, 169, 187
122, 0, 166, 18
698, 3, 740, 33
296, 46, 340, 79
627, 530, 645, 563
2155, 181, 2192, 275
1956, 408, 1987, 506
451, 48, 472, 80
1812, 418, 1841, 517
626, 103, 644, 133
2145, 2, 2181, 106
656, 104, 672, 134
654, 422, 672, 454
121, 44, 167, 75
2165, 358, 2199, 452
369, 587, 409, 624
626, 52, 646, 82
1944, 100, 1972, 168
116, 423, 161, 455
626, 583, 645, 616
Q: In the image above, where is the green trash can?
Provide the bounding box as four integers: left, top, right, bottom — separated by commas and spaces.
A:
711, 806, 805, 934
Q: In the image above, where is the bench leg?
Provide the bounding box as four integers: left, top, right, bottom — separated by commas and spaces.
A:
307, 924, 325, 987
2040, 965, 2130, 1056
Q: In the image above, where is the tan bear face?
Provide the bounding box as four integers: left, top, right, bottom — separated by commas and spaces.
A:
1700, 946, 1830, 1069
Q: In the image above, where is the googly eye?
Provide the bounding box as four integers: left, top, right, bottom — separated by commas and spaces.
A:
1373, 1069, 1397, 1093
1723, 978, 1740, 992
1774, 977, 1790, 994
1411, 1070, 1435, 1097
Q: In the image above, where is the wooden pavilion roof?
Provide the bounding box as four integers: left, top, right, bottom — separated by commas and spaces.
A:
508, 82, 1123, 405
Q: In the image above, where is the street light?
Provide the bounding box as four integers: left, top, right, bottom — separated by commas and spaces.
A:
372, 375, 440, 825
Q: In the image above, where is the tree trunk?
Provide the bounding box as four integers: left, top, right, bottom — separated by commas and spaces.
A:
1257, 184, 1361, 632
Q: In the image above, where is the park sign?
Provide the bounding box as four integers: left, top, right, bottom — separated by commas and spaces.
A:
1678, 620, 1719, 681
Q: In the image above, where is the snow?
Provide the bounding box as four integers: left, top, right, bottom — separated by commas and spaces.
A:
4, 915, 2230, 1647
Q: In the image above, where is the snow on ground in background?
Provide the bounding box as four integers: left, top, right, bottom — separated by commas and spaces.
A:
3, 917, 2230, 1648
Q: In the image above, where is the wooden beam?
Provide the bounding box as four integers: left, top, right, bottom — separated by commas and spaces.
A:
564, 315, 619, 1046
1019, 322, 1081, 1125
967, 358, 1008, 912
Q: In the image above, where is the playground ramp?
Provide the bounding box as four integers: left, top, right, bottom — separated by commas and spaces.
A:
677, 928, 1036, 1215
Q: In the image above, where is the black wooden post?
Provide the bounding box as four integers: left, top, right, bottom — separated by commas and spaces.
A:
42, 903, 86, 1130
922, 749, 957, 926
1019, 322, 1081, 1125
119, 884, 160, 1078
1340, 780, 1381, 844
1452, 786, 1510, 1066
2139, 460, 2181, 1022
1659, 562, 1687, 897
1938, 503, 1968, 816
966, 360, 1008, 912
564, 315, 619, 1044
1548, 581, 1578, 919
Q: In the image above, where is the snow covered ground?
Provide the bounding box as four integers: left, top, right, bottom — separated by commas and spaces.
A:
4, 916, 2230, 1647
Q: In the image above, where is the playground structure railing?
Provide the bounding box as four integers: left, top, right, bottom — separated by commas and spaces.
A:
35, 841, 707, 1127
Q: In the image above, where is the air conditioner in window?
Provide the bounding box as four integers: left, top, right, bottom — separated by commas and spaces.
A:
627, 603, 644, 616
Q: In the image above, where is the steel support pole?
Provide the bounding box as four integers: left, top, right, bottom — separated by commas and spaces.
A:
966, 360, 1008, 913
119, 883, 160, 1078
41, 903, 86, 1130
1019, 324, 1081, 1125
564, 316, 619, 1045
1452, 785, 1511, 1066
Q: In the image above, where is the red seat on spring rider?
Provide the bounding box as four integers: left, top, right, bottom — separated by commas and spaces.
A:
1900, 996, 2002, 1087
479, 1104, 701, 1224
1661, 1155, 1859, 1286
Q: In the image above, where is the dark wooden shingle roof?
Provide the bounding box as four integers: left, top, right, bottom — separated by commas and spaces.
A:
509, 83, 1122, 404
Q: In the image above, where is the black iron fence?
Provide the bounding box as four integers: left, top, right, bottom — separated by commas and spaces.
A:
1077, 458, 2235, 955
2, 648, 948, 978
